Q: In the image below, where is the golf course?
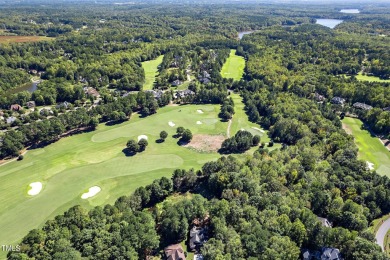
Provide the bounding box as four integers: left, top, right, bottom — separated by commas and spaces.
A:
221, 49, 245, 81
356, 72, 390, 83
342, 117, 390, 177
0, 94, 269, 258
141, 55, 164, 90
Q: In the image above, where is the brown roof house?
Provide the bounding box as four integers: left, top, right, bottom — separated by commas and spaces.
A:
84, 87, 100, 98
10, 104, 22, 111
164, 244, 186, 260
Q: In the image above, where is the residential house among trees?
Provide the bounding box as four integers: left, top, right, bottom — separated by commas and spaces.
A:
317, 217, 332, 228
171, 80, 183, 86
10, 104, 22, 111
331, 97, 346, 105
189, 226, 206, 251
26, 101, 36, 109
164, 244, 186, 260
353, 102, 373, 110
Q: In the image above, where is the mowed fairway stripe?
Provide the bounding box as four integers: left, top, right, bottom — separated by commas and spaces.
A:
142, 55, 164, 90
221, 49, 245, 81
342, 117, 390, 177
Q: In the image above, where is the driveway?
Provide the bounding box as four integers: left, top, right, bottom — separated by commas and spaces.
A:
376, 217, 390, 251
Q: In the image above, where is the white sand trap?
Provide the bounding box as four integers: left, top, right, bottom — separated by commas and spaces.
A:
168, 121, 176, 127
81, 186, 101, 199
197, 109, 204, 114
27, 182, 43, 196
366, 161, 375, 171
138, 135, 148, 141
196, 121, 203, 125
252, 127, 265, 133
241, 128, 245, 131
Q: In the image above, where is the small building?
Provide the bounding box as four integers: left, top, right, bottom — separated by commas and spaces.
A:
6, 116, 16, 124
56, 101, 70, 109
0, 110, 4, 116
314, 93, 325, 102
10, 104, 22, 111
164, 244, 186, 260
189, 226, 205, 251
321, 248, 342, 260
317, 217, 332, 228
194, 254, 204, 260
171, 80, 183, 86
383, 107, 390, 112
26, 101, 36, 109
331, 97, 346, 105
145, 90, 164, 99
174, 89, 195, 99
40, 108, 53, 116
353, 102, 372, 111
84, 87, 100, 98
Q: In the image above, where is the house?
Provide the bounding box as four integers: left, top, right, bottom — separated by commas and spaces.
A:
383, 107, 390, 112
331, 97, 346, 105
145, 90, 164, 99
0, 110, 3, 116
40, 108, 53, 116
321, 248, 342, 260
189, 226, 205, 251
317, 217, 332, 228
10, 104, 22, 111
194, 254, 204, 260
171, 80, 183, 86
314, 93, 325, 102
26, 101, 36, 109
56, 101, 70, 109
174, 89, 195, 99
6, 116, 16, 124
84, 87, 100, 98
353, 102, 372, 110
164, 244, 186, 260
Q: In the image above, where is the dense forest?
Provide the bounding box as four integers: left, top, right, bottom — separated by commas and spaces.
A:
1, 1, 390, 260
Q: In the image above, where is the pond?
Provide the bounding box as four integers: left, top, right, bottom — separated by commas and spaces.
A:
238, 31, 254, 40
340, 9, 360, 14
7, 80, 40, 95
316, 19, 344, 29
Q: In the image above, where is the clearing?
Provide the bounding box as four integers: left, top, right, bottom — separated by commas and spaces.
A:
142, 55, 164, 90
221, 49, 245, 81
342, 117, 390, 176
0, 36, 54, 44
356, 72, 390, 83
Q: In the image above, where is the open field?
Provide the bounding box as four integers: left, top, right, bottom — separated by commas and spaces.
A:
0, 36, 54, 44
356, 72, 390, 83
342, 117, 390, 176
221, 49, 245, 81
142, 55, 164, 90
0, 97, 270, 258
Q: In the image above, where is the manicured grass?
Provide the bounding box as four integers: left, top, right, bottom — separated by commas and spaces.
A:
221, 50, 245, 81
356, 72, 390, 83
142, 55, 164, 90
342, 117, 390, 176
0, 36, 54, 44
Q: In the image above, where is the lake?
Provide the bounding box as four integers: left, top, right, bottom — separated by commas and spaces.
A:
7, 80, 40, 94
340, 9, 360, 14
316, 19, 343, 29
238, 31, 254, 40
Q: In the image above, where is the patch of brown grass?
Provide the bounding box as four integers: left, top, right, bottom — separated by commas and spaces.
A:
184, 134, 225, 152
0, 36, 54, 44
342, 123, 352, 135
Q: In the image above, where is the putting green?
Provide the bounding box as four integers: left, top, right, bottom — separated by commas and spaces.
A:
221, 49, 245, 81
342, 117, 390, 176
142, 55, 164, 90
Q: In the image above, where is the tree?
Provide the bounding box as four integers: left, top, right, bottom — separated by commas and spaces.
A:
181, 129, 193, 143
160, 131, 168, 141
126, 139, 139, 153
252, 135, 261, 146
138, 139, 148, 152
176, 126, 185, 136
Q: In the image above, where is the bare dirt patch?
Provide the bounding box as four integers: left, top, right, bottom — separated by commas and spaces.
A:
184, 134, 225, 152
0, 36, 53, 44
342, 123, 353, 135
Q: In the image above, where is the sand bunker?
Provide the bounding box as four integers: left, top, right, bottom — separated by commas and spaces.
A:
81, 186, 101, 199
27, 182, 43, 196
196, 121, 203, 125
168, 121, 176, 127
197, 109, 204, 114
138, 135, 148, 141
252, 127, 265, 133
366, 161, 375, 171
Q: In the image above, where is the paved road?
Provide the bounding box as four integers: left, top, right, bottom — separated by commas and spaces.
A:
376, 217, 390, 251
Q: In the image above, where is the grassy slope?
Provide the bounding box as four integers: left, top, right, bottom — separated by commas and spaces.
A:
142, 55, 164, 90
342, 117, 390, 176
0, 36, 53, 44
356, 72, 390, 83
0, 96, 271, 257
221, 50, 245, 81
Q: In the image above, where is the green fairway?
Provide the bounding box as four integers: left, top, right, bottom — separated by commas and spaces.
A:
356, 72, 390, 83
142, 55, 164, 90
221, 49, 245, 81
342, 117, 390, 176
0, 96, 273, 256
